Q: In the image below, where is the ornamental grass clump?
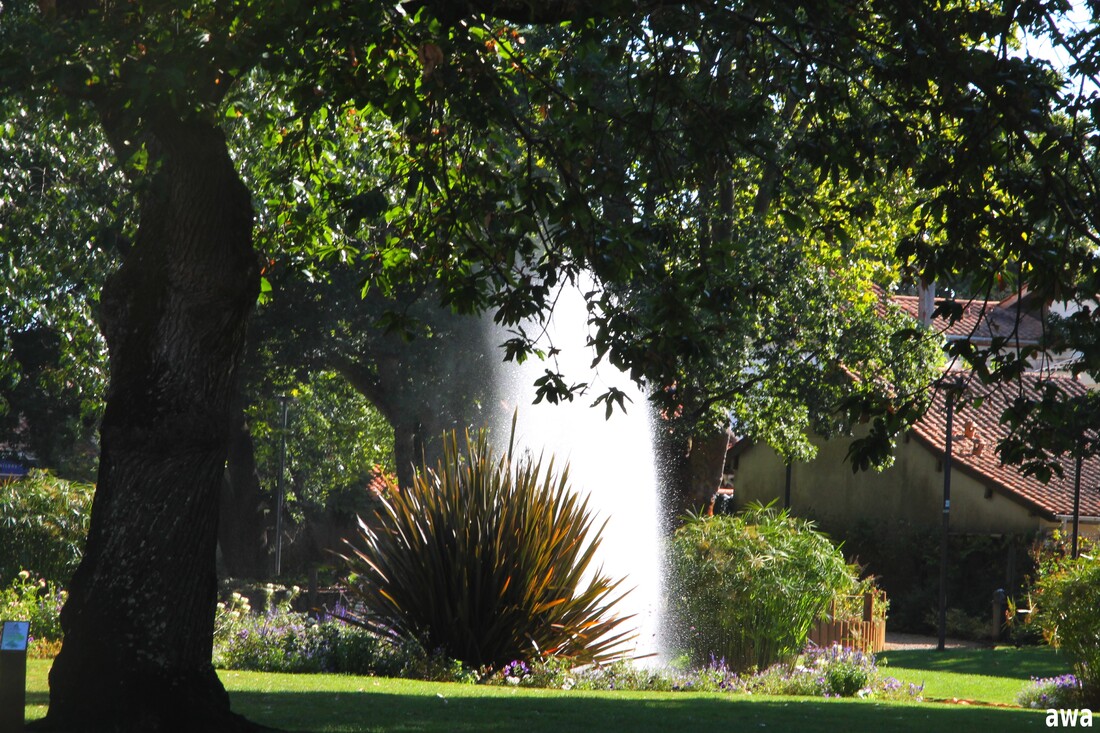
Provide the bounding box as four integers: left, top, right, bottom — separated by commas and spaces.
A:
668, 503, 856, 671
0, 470, 93, 587
340, 424, 632, 672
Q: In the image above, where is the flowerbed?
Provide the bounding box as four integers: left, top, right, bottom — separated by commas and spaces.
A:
1017, 674, 1083, 709
213, 589, 475, 681
488, 644, 924, 701
213, 592, 923, 702
0, 570, 66, 658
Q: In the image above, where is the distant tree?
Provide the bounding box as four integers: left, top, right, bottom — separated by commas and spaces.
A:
246, 370, 395, 574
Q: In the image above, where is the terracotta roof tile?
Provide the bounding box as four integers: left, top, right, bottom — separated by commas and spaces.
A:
911, 372, 1100, 520
891, 294, 1047, 345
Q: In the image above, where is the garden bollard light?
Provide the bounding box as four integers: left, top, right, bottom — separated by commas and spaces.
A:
0, 620, 29, 733
992, 588, 1006, 642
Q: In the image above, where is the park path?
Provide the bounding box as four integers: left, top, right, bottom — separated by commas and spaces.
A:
883, 632, 985, 650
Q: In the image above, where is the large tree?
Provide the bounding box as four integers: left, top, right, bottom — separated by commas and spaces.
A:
2, 1, 1100, 731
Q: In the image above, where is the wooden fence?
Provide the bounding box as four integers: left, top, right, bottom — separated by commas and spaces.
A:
808, 591, 886, 653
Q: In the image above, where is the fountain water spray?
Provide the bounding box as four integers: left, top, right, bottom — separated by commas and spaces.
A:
491, 275, 664, 661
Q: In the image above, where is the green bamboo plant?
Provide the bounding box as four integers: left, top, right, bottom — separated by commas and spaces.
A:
339, 421, 633, 671
668, 502, 856, 671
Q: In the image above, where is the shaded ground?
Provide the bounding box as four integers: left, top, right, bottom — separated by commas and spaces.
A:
879, 644, 1067, 680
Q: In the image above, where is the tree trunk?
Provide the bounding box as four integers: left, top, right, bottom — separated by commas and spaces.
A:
653, 414, 731, 532
220, 400, 271, 580
37, 119, 262, 732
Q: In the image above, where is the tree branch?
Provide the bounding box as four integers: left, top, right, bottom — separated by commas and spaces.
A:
417, 0, 676, 24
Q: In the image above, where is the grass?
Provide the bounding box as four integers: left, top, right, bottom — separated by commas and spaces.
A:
220, 671, 1045, 733
879, 646, 1071, 705
22, 648, 1067, 732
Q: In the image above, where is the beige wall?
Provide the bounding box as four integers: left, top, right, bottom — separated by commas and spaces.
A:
732, 432, 1052, 535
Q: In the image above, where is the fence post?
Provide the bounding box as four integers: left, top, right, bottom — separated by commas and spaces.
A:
1, 620, 29, 733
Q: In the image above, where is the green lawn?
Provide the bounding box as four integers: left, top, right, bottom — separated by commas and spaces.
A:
879, 646, 1071, 704
222, 677, 1043, 733
22, 649, 1068, 732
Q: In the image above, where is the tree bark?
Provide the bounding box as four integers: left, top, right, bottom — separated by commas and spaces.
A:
37, 118, 262, 732
220, 400, 271, 580
653, 414, 731, 533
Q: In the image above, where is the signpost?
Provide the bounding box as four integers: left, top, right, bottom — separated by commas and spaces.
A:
0, 620, 29, 733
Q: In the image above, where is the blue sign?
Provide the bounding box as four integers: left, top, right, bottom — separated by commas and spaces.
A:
0, 622, 29, 652
0, 461, 28, 478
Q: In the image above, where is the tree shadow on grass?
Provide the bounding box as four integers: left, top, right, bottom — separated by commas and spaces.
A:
25, 691, 49, 706
229, 689, 1045, 733
879, 647, 1069, 679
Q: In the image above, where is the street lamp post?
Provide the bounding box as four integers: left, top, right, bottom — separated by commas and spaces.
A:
784, 463, 792, 509
938, 377, 963, 652
274, 394, 292, 578
1072, 451, 1083, 560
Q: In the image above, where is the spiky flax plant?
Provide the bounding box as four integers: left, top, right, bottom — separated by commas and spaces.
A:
340, 423, 634, 671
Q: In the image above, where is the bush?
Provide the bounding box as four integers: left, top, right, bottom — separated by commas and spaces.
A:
0, 570, 67, 658
748, 645, 877, 697
1030, 552, 1100, 706
667, 503, 856, 671
340, 425, 630, 671
0, 470, 93, 587
831, 574, 889, 622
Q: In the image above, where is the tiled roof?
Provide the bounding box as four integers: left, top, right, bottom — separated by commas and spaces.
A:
911, 372, 1100, 520
891, 292, 1048, 345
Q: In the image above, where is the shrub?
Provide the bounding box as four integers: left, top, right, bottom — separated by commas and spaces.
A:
667, 503, 856, 670
0, 570, 67, 658
0, 470, 93, 586
831, 574, 889, 622
819, 646, 873, 697
1030, 552, 1100, 706
339, 425, 631, 671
